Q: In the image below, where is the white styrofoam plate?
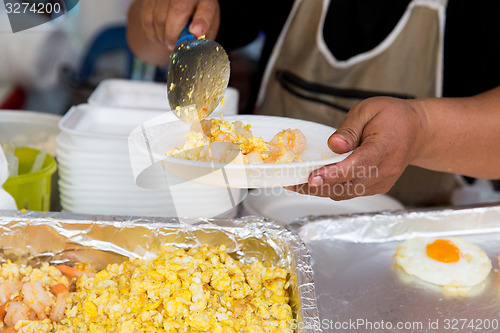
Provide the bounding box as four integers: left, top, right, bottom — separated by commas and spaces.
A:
56, 132, 129, 153
57, 176, 164, 193
241, 189, 405, 225
88, 79, 169, 110
56, 146, 130, 162
56, 161, 135, 180
59, 104, 167, 139
58, 175, 242, 197
58, 190, 169, 203
55, 151, 132, 171
60, 187, 243, 218
56, 155, 131, 172
131, 115, 352, 188
88, 79, 239, 116
59, 200, 177, 217
60, 199, 239, 219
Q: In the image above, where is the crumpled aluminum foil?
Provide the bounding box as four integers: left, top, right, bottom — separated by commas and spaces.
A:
288, 204, 500, 333
0, 210, 322, 333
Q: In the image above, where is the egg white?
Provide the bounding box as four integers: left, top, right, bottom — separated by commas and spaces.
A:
394, 237, 492, 288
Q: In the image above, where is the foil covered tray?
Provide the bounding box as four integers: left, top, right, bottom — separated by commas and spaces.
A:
0, 210, 321, 333
288, 204, 500, 333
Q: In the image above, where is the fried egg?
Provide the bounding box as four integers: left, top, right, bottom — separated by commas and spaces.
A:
394, 237, 492, 288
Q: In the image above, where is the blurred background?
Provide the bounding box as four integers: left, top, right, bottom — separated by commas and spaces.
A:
0, 0, 264, 115
0, 0, 269, 217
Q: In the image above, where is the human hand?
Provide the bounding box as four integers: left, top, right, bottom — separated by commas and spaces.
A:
138, 0, 220, 51
286, 97, 427, 200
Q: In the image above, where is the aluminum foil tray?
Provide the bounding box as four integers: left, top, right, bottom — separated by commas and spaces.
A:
289, 204, 500, 333
0, 210, 321, 333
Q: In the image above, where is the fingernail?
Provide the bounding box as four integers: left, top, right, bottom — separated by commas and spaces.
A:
166, 42, 175, 51
333, 134, 349, 144
309, 176, 323, 187
190, 23, 204, 36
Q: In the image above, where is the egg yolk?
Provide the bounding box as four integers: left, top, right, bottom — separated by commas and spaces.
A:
426, 239, 460, 263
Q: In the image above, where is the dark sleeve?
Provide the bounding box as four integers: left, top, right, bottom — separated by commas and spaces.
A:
216, 0, 294, 114
216, 0, 294, 53
323, 0, 411, 61
443, 0, 500, 97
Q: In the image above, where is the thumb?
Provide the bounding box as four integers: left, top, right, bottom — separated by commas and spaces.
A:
189, 20, 207, 37
328, 109, 372, 154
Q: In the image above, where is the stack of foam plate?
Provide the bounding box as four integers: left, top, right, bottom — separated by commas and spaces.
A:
88, 78, 239, 116
57, 104, 242, 218
56, 78, 242, 217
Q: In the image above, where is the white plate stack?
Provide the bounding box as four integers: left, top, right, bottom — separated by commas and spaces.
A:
57, 105, 169, 216
57, 79, 242, 218
88, 78, 239, 115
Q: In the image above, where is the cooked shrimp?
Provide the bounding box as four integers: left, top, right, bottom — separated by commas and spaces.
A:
208, 142, 241, 163
21, 281, 52, 319
169, 117, 307, 164
49, 283, 68, 321
6, 282, 19, 301
264, 147, 297, 164
0, 303, 6, 321
50, 293, 67, 322
189, 119, 211, 136
0, 280, 21, 306
235, 127, 253, 138
215, 132, 233, 142
0, 282, 12, 305
4, 302, 30, 327
244, 151, 264, 164
269, 129, 306, 155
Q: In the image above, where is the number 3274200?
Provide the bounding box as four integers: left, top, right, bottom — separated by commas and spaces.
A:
5, 2, 62, 14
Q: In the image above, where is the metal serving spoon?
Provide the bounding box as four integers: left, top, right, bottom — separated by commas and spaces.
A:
167, 29, 230, 123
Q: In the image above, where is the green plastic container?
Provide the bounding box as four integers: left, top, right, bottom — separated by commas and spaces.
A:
2, 147, 57, 211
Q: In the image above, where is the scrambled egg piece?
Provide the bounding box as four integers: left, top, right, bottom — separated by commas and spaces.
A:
55, 245, 294, 333
16, 319, 53, 333
167, 117, 306, 164
0, 246, 293, 332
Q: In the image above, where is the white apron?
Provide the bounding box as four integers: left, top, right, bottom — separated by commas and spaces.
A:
255, 0, 459, 207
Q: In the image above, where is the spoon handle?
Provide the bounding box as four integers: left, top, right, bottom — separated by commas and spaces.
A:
176, 24, 194, 45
